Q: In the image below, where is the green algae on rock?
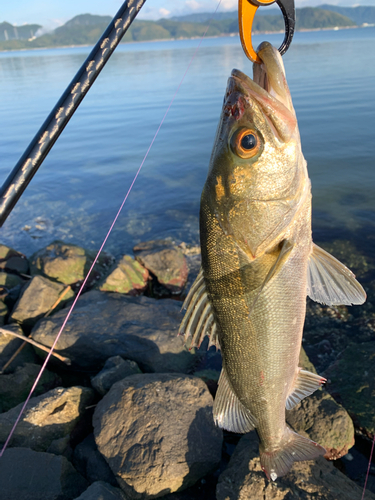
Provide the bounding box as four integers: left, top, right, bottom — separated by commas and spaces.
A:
97, 255, 149, 295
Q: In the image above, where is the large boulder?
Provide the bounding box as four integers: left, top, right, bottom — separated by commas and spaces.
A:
97, 255, 149, 295
29, 240, 114, 288
93, 373, 223, 499
0, 386, 94, 451
10, 275, 74, 327
31, 290, 198, 373
91, 356, 142, 396
0, 447, 87, 500
323, 341, 375, 436
216, 432, 375, 500
133, 240, 188, 294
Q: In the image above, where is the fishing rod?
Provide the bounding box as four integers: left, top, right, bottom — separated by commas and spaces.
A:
0, 0, 147, 228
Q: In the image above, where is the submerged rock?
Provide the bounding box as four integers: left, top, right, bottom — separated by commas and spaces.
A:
0, 386, 94, 451
216, 432, 375, 500
98, 255, 149, 295
29, 240, 114, 288
323, 341, 375, 436
133, 239, 188, 294
0, 447, 87, 500
32, 290, 198, 373
91, 356, 142, 396
93, 373, 223, 499
10, 275, 74, 327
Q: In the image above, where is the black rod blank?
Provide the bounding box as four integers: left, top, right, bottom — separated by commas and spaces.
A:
0, 0, 147, 227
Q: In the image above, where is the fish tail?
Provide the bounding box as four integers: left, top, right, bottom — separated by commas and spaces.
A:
259, 427, 326, 481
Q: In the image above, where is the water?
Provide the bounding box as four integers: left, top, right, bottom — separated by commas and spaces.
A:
0, 27, 374, 258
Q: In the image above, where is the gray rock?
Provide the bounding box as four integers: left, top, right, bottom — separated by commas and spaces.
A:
323, 341, 375, 436
93, 373, 223, 499
73, 482, 128, 500
0, 386, 94, 451
91, 356, 142, 395
10, 275, 74, 327
73, 434, 118, 487
30, 240, 114, 287
32, 290, 198, 373
286, 390, 355, 460
0, 244, 29, 274
47, 435, 73, 459
0, 324, 39, 371
216, 432, 375, 500
0, 362, 59, 413
0, 300, 7, 325
133, 240, 188, 294
0, 447, 87, 500
98, 255, 149, 295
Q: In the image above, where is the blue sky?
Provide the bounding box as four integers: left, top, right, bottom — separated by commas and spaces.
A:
3, 0, 375, 29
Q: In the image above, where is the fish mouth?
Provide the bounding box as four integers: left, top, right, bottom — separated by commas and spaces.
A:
226, 42, 297, 142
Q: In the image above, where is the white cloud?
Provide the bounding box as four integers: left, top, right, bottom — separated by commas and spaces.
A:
221, 0, 237, 10
185, 1, 202, 11
159, 8, 171, 17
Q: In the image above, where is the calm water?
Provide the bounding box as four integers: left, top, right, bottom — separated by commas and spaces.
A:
0, 27, 374, 258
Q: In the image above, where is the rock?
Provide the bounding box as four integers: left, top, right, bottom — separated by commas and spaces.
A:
0, 362, 59, 413
0, 300, 7, 325
73, 434, 118, 487
286, 390, 355, 460
0, 447, 88, 500
299, 346, 317, 374
0, 324, 39, 371
216, 432, 375, 500
32, 290, 198, 373
91, 356, 142, 396
47, 435, 73, 459
133, 240, 188, 294
0, 244, 29, 274
98, 256, 149, 295
10, 275, 74, 328
323, 341, 375, 436
0, 271, 25, 289
73, 482, 128, 500
0, 386, 94, 451
93, 373, 223, 499
29, 240, 114, 288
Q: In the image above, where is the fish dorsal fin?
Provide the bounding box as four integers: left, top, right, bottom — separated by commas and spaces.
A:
286, 369, 326, 410
307, 243, 366, 306
213, 368, 258, 433
179, 268, 220, 350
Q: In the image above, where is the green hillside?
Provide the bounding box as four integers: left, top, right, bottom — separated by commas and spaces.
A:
320, 4, 375, 24
0, 21, 41, 42
0, 9, 358, 52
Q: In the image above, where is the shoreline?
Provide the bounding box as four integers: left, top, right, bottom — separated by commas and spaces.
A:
0, 24, 370, 54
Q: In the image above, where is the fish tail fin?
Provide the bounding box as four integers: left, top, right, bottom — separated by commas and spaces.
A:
259, 427, 326, 481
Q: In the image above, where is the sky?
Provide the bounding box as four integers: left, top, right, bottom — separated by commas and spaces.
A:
2, 0, 375, 29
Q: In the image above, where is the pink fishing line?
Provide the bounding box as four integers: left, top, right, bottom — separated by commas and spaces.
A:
0, 0, 222, 458
361, 434, 375, 500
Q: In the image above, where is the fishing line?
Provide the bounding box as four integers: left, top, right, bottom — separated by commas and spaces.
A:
361, 434, 375, 500
0, 0, 223, 457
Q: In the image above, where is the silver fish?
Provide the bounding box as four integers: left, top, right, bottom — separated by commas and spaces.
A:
180, 41, 366, 480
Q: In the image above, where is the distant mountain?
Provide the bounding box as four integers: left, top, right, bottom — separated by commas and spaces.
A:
0, 9, 358, 52
319, 5, 375, 24
0, 21, 41, 42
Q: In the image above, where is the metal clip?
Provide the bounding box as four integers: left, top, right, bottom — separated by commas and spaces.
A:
238, 0, 295, 63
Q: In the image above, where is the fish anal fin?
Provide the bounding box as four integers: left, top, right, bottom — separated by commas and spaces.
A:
179, 267, 220, 351
213, 368, 257, 433
307, 243, 366, 306
260, 427, 326, 480
286, 369, 326, 410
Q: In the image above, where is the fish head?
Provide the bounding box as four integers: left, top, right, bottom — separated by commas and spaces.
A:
203, 42, 310, 258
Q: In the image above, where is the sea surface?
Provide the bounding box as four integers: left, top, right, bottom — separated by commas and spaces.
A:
0, 27, 374, 258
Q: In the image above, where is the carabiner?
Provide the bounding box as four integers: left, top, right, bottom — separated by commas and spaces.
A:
238, 0, 295, 63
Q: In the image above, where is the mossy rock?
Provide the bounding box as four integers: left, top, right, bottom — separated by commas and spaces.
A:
98, 255, 149, 295
0, 244, 28, 275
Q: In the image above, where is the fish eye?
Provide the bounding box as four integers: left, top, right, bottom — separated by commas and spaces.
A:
230, 128, 262, 159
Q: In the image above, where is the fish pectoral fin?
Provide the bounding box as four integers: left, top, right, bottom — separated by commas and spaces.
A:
178, 267, 220, 351
213, 368, 258, 433
286, 368, 326, 410
248, 239, 294, 316
307, 243, 366, 306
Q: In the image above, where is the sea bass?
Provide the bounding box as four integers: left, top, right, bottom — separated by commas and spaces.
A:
180, 42, 366, 480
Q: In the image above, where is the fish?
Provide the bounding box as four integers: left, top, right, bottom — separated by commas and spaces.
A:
179, 41, 366, 481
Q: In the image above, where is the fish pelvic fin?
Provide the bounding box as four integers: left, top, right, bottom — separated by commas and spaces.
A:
213, 368, 258, 433
286, 368, 326, 410
260, 427, 326, 481
307, 243, 366, 306
179, 267, 220, 350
